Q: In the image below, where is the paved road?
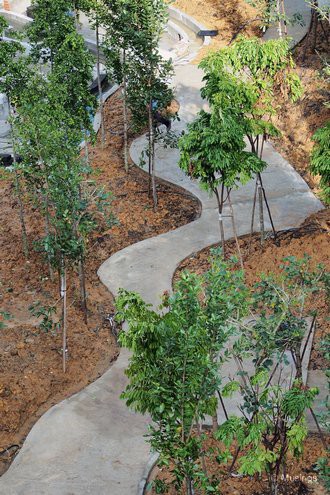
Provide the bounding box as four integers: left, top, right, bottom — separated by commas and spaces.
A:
0, 2, 324, 494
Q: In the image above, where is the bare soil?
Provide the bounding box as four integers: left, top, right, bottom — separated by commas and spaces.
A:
174, 209, 330, 369
273, 20, 330, 195
150, 434, 329, 495
174, 0, 330, 198
173, 0, 262, 60
0, 89, 199, 474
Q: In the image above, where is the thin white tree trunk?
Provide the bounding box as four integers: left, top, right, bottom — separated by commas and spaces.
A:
78, 257, 88, 324
61, 261, 68, 373
276, 0, 283, 37
123, 49, 129, 172
148, 101, 157, 210
8, 99, 29, 258
96, 22, 105, 148
258, 176, 265, 245
227, 188, 244, 269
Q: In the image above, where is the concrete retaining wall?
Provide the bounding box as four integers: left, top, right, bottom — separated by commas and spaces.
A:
169, 5, 211, 45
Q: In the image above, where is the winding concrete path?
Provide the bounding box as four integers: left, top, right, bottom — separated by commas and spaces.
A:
0, 2, 324, 495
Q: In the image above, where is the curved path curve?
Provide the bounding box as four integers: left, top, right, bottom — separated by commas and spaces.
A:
0, 2, 323, 494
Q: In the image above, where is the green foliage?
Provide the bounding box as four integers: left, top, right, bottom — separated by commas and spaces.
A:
310, 121, 330, 205
29, 301, 58, 333
0, 16, 33, 101
101, 0, 173, 130
50, 29, 96, 132
200, 37, 303, 140
27, 0, 77, 64
245, 0, 304, 32
117, 254, 249, 493
306, 1, 330, 21
178, 109, 266, 193
0, 311, 11, 330
219, 256, 327, 495
237, 255, 327, 369
119, 253, 328, 494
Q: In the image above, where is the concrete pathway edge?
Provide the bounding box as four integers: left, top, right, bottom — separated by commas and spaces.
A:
0, 3, 325, 495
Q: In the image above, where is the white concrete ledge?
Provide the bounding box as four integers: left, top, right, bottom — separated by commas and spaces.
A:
0, 9, 32, 28
169, 5, 211, 46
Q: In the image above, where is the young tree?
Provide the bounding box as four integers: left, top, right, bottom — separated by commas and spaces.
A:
217, 256, 327, 495
0, 16, 33, 257
310, 121, 330, 205
117, 253, 249, 494
101, 0, 141, 168
27, 0, 77, 67
179, 109, 264, 264
200, 36, 303, 243
101, 0, 174, 207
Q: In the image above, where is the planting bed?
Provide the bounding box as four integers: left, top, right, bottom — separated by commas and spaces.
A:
150, 434, 329, 495
174, 0, 330, 199
0, 89, 199, 475
173, 0, 262, 59
273, 20, 330, 195
174, 208, 330, 370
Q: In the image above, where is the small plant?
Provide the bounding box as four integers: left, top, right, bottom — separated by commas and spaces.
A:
29, 301, 58, 334
310, 121, 330, 205
315, 335, 330, 491
0, 311, 10, 330
216, 256, 327, 495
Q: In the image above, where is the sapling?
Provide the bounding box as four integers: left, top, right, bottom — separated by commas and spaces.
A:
179, 109, 265, 263
217, 256, 328, 495
200, 37, 303, 244
310, 121, 330, 205
0, 17, 33, 257
117, 252, 249, 494
245, 0, 304, 36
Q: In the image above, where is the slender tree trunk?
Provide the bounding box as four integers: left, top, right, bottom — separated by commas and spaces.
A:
8, 100, 29, 258
227, 188, 244, 269
123, 49, 129, 172
257, 175, 265, 245
13, 168, 29, 258
312, 9, 318, 50
280, 0, 288, 36
214, 184, 226, 256
148, 101, 157, 210
269, 471, 278, 495
259, 173, 277, 238
293, 345, 303, 380
196, 423, 208, 478
84, 131, 89, 165
78, 257, 88, 324
249, 178, 258, 251
96, 22, 105, 148
61, 259, 68, 373
186, 476, 194, 495
44, 195, 54, 282
276, 0, 282, 38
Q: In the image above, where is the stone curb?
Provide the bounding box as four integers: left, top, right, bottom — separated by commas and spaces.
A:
0, 9, 32, 28
169, 5, 211, 46
136, 453, 159, 495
